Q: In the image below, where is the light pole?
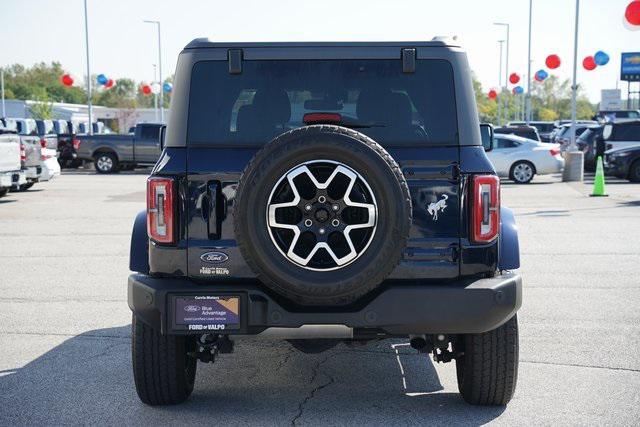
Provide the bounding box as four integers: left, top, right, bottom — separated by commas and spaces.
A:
526, 0, 533, 124
152, 64, 159, 122
83, 0, 93, 134
563, 0, 584, 182
495, 23, 510, 125
1, 68, 5, 118
143, 20, 163, 123
497, 40, 505, 126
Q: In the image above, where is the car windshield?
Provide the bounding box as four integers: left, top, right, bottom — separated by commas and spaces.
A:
187, 59, 458, 147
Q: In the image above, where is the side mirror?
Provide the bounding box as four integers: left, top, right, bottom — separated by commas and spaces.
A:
602, 123, 613, 141
159, 125, 167, 150
480, 123, 494, 152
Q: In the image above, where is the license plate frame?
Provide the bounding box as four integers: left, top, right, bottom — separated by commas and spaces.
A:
170, 295, 241, 332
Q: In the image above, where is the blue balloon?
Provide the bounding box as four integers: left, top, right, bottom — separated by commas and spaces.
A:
162, 82, 173, 93
535, 69, 549, 81
594, 51, 609, 66
515, 86, 524, 94
97, 74, 108, 85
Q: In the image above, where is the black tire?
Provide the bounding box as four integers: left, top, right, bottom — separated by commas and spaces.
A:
509, 161, 535, 184
94, 152, 119, 174
629, 159, 640, 183
131, 315, 197, 405
455, 315, 519, 406
234, 125, 412, 306
14, 182, 34, 192
0, 188, 8, 198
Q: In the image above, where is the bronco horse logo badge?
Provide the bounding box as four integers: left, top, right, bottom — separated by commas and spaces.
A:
427, 194, 448, 221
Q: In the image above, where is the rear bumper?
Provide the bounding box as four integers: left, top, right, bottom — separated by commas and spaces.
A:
0, 170, 26, 188
23, 166, 41, 181
537, 157, 564, 174
128, 273, 522, 336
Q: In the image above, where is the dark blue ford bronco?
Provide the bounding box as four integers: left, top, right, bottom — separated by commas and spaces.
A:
128, 39, 522, 406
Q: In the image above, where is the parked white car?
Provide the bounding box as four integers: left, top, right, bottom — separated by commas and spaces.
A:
40, 154, 61, 181
487, 134, 564, 183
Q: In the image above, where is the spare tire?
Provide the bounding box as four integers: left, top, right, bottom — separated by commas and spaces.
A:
234, 125, 411, 306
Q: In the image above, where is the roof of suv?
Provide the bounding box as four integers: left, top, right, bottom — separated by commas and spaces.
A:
184, 38, 461, 49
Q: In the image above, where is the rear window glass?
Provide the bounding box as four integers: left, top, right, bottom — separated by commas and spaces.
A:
612, 122, 640, 141
37, 120, 54, 135
139, 125, 160, 140
187, 59, 458, 147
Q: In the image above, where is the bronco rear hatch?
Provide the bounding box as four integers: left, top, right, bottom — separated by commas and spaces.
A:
180, 48, 463, 283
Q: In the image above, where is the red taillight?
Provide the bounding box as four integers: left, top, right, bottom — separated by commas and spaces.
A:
147, 177, 175, 244
550, 148, 560, 157
303, 113, 342, 124
72, 138, 80, 150
40, 139, 47, 148
20, 143, 26, 162
472, 175, 500, 243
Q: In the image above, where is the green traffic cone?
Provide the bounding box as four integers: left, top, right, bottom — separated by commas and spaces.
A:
590, 156, 608, 197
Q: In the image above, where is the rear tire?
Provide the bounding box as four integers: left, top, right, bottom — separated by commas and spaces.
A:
0, 188, 8, 198
14, 182, 34, 192
94, 152, 118, 174
455, 315, 519, 406
629, 159, 640, 183
509, 161, 535, 184
131, 315, 197, 405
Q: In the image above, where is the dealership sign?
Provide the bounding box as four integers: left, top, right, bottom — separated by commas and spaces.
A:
601, 89, 622, 110
621, 52, 640, 81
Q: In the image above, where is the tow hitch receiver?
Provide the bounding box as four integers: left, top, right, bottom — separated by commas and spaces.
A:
189, 334, 234, 363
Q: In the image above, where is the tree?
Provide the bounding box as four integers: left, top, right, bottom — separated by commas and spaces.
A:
28, 99, 53, 119
3, 62, 86, 104
472, 72, 596, 124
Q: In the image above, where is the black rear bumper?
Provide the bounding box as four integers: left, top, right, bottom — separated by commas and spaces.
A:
128, 273, 522, 336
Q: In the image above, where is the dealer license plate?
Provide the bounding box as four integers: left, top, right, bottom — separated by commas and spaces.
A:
174, 296, 240, 331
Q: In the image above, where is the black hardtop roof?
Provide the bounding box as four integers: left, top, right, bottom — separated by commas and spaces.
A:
184, 38, 459, 50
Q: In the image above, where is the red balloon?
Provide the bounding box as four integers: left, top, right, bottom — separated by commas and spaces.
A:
546, 54, 561, 69
583, 56, 597, 71
105, 79, 114, 88
61, 74, 74, 86
626, 1, 640, 26
509, 73, 520, 84
141, 84, 152, 95
488, 89, 498, 100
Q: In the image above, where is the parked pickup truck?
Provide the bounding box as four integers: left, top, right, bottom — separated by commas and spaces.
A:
35, 119, 59, 152
2, 118, 42, 190
0, 122, 27, 197
77, 123, 163, 173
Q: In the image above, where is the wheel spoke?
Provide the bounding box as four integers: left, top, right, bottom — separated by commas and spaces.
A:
267, 161, 378, 270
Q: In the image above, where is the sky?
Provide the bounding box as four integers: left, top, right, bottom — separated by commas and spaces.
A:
1, 0, 638, 103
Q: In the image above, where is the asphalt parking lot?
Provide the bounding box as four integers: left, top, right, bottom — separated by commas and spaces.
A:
0, 171, 639, 425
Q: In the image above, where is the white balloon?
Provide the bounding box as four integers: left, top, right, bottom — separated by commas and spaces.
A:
150, 82, 161, 94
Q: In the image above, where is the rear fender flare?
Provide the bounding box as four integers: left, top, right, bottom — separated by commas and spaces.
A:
499, 206, 520, 270
129, 210, 149, 274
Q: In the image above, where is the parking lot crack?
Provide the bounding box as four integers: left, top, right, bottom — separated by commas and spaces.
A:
521, 359, 640, 373
290, 353, 337, 426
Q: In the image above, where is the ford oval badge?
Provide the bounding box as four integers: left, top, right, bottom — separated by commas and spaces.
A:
200, 251, 229, 264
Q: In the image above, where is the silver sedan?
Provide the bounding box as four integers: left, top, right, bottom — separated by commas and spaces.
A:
487, 134, 564, 184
